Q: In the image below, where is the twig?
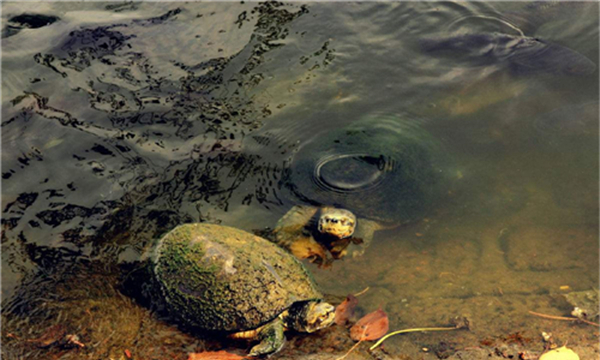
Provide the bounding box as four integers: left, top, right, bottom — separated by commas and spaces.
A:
354, 287, 370, 297
528, 311, 600, 327
336, 339, 363, 360
336, 326, 366, 360
528, 311, 576, 321
91, 330, 116, 348
369, 326, 459, 351
579, 319, 600, 327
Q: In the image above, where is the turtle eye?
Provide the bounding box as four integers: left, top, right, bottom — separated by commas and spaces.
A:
331, 219, 338, 224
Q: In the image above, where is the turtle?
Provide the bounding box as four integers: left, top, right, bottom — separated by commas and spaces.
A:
272, 116, 458, 266
151, 223, 336, 357
420, 33, 596, 76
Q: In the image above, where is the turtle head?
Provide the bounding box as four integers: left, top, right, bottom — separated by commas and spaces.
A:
318, 207, 356, 239
285, 300, 335, 333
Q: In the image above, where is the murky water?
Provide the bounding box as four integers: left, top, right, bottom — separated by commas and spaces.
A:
2, 2, 598, 359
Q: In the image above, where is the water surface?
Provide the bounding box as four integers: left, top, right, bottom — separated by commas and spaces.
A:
2, 2, 598, 359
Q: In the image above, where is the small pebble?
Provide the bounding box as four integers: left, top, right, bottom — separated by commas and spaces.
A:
541, 331, 552, 342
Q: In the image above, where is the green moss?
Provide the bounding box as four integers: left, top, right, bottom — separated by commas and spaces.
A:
153, 224, 322, 332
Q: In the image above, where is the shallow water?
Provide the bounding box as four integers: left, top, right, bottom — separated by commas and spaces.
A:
2, 2, 598, 359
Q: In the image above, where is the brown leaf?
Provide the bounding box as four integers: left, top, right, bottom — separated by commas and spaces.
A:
350, 309, 389, 341
335, 294, 359, 326
188, 350, 249, 360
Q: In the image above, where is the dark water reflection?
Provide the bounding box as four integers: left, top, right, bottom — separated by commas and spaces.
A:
2, 1, 598, 359
3, 1, 307, 277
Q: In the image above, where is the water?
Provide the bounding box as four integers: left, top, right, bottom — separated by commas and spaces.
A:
2, 2, 598, 359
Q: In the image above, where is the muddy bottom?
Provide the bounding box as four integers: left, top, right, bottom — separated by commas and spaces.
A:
2, 176, 598, 360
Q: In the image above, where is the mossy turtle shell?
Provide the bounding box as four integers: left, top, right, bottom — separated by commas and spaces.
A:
285, 116, 455, 225
152, 223, 322, 332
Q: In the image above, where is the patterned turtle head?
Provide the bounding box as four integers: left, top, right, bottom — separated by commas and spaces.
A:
285, 300, 335, 333
318, 207, 356, 239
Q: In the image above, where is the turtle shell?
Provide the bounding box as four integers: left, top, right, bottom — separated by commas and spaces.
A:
152, 223, 322, 332
285, 116, 455, 225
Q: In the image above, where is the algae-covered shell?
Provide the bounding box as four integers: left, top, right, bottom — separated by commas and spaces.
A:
152, 223, 322, 332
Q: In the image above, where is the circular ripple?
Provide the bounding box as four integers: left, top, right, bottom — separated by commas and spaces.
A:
314, 154, 393, 193
283, 114, 457, 224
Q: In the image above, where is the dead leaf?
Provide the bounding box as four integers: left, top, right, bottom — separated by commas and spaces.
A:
188, 350, 249, 360
350, 309, 389, 341
335, 294, 358, 326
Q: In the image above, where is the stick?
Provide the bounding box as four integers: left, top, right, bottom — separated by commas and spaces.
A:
336, 339, 363, 360
528, 311, 576, 321
369, 326, 459, 351
336, 326, 367, 360
354, 287, 370, 297
578, 319, 600, 327
528, 311, 600, 327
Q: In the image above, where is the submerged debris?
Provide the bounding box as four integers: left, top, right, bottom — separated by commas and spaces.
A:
563, 289, 599, 321
25, 325, 67, 348
369, 317, 469, 351
335, 294, 358, 327
187, 350, 250, 360
20, 325, 85, 350
350, 309, 389, 342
